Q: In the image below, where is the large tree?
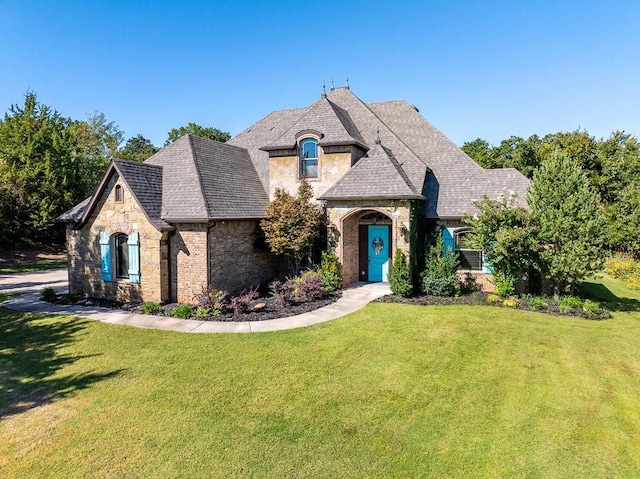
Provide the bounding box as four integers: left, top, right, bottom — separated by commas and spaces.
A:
260, 179, 323, 275
67, 111, 124, 191
119, 134, 159, 162
0, 93, 83, 244
527, 152, 605, 297
165, 122, 230, 146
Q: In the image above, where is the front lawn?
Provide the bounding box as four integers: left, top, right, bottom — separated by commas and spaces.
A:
1, 279, 640, 477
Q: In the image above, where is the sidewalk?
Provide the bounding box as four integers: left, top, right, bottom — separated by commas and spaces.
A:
1, 269, 390, 333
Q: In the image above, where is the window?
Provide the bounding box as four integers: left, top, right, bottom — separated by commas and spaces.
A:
300, 138, 318, 179
99, 231, 140, 283
454, 229, 482, 271
115, 184, 123, 202
114, 234, 129, 279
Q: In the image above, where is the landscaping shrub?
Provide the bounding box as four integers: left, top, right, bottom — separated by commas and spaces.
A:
320, 250, 342, 292
230, 286, 261, 316
60, 292, 78, 304
491, 271, 516, 298
141, 302, 161, 315
292, 270, 328, 302
529, 296, 549, 311
193, 285, 229, 314
269, 280, 293, 308
487, 294, 501, 304
502, 297, 519, 308
195, 306, 214, 318
40, 287, 57, 302
172, 304, 194, 319
389, 249, 413, 297
421, 233, 459, 297
581, 299, 611, 319
559, 295, 583, 313
458, 273, 479, 295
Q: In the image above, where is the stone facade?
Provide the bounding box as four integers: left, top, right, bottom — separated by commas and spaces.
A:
326, 200, 411, 286
66, 174, 168, 303
169, 223, 209, 304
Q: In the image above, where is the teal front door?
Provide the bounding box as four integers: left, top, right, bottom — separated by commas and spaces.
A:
368, 225, 390, 282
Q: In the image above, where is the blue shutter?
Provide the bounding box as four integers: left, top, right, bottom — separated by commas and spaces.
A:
99, 231, 112, 281
482, 253, 494, 274
128, 231, 141, 284
442, 228, 455, 255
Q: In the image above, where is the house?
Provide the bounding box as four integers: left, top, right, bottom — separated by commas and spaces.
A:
58, 85, 529, 303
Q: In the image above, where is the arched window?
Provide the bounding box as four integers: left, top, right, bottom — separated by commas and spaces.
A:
114, 233, 129, 279
299, 138, 318, 179
115, 184, 123, 202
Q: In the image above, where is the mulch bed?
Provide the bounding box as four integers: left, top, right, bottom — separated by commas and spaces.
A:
66, 291, 343, 322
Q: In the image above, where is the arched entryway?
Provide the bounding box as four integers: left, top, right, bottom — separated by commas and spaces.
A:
340, 210, 393, 284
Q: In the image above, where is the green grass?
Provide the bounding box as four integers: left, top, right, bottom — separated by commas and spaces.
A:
0, 260, 67, 274
1, 277, 640, 478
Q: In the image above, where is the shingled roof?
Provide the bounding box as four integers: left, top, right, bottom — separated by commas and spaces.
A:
145, 135, 268, 220
61, 87, 529, 226
320, 143, 423, 200
58, 159, 171, 231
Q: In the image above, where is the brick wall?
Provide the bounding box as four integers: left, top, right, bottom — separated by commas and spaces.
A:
326, 201, 411, 286
169, 223, 208, 303
208, 220, 278, 295
67, 174, 167, 303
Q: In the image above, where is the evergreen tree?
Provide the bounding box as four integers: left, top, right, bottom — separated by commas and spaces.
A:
527, 152, 605, 297
0, 92, 82, 245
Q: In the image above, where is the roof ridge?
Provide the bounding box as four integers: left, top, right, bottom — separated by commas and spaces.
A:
358, 98, 429, 169
187, 134, 216, 217
381, 146, 419, 194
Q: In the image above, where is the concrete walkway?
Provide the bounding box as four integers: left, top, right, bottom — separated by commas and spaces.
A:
0, 269, 390, 333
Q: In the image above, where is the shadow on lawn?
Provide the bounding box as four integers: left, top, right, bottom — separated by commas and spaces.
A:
0, 309, 124, 418
579, 281, 640, 312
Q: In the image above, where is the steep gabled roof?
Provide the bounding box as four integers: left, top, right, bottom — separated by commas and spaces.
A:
227, 106, 310, 190
262, 96, 367, 151
325, 88, 430, 198
367, 98, 528, 217
58, 159, 171, 231
145, 135, 268, 220
320, 143, 423, 200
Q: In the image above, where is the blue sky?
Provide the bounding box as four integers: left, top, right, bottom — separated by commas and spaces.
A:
1, 0, 638, 147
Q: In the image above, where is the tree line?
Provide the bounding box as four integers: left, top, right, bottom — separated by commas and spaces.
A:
0, 92, 230, 248
462, 130, 640, 257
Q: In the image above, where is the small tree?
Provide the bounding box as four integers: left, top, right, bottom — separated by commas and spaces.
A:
527, 152, 606, 297
319, 250, 342, 292
261, 179, 323, 275
421, 232, 460, 296
464, 192, 540, 294
389, 249, 413, 297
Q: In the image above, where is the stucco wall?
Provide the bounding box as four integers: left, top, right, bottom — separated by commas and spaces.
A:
326, 201, 411, 286
67, 174, 167, 303
268, 146, 362, 200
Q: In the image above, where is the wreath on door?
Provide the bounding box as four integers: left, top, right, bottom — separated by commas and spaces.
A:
372, 237, 384, 256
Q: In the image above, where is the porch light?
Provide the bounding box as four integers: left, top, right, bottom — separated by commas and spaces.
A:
399, 221, 410, 233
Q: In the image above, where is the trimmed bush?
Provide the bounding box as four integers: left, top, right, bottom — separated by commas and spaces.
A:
141, 302, 161, 315
172, 304, 193, 319
320, 251, 342, 292
389, 249, 413, 297
40, 287, 57, 302
422, 277, 457, 297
